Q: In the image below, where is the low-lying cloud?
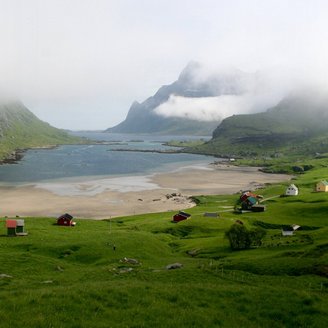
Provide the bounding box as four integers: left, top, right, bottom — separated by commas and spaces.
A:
154, 63, 289, 122
154, 93, 281, 122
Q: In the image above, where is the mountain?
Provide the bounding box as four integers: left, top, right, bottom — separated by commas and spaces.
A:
189, 91, 328, 157
106, 62, 250, 135
0, 101, 81, 161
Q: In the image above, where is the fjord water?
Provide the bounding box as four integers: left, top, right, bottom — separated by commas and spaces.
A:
0, 132, 212, 184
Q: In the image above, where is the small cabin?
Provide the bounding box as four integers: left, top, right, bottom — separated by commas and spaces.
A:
282, 229, 294, 236
282, 225, 299, 236
16, 219, 25, 233
251, 204, 266, 212
6, 220, 17, 236
172, 211, 191, 223
203, 212, 219, 218
57, 213, 76, 226
5, 219, 27, 236
285, 184, 298, 196
316, 181, 328, 192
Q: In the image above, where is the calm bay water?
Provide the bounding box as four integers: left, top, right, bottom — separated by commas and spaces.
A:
0, 132, 212, 185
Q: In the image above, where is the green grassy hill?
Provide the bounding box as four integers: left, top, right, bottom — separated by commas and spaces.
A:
0, 101, 82, 161
189, 93, 328, 158
0, 163, 327, 327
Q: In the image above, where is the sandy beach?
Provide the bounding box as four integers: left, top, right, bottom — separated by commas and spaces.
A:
0, 164, 290, 219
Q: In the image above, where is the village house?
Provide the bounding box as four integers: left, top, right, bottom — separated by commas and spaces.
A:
285, 184, 299, 196
316, 181, 328, 192
172, 211, 191, 223
241, 196, 258, 210
57, 213, 76, 226
5, 219, 27, 236
282, 228, 294, 236
6, 220, 17, 236
239, 191, 265, 212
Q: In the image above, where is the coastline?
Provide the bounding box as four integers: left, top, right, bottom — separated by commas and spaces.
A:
0, 164, 290, 219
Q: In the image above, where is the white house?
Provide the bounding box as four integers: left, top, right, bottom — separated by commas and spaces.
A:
282, 230, 294, 236
285, 184, 298, 196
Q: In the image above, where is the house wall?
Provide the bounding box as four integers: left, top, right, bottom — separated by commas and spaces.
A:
316, 183, 328, 192
285, 188, 298, 196
173, 215, 187, 222
58, 219, 72, 225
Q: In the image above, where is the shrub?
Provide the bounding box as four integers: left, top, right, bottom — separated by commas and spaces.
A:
225, 224, 266, 250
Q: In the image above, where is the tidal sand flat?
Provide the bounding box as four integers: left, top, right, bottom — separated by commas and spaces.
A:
0, 164, 290, 219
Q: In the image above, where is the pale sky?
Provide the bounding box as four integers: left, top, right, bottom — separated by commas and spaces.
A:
1, 0, 328, 130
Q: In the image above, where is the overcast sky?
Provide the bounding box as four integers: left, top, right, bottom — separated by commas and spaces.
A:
1, 0, 328, 130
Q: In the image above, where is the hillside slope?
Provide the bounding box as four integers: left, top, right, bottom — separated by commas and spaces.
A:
0, 101, 81, 161
190, 92, 328, 157
0, 161, 327, 327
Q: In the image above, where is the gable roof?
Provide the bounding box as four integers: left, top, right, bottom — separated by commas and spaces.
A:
58, 213, 73, 220
318, 180, 328, 186
287, 184, 298, 190
176, 211, 191, 218
246, 196, 257, 205
6, 220, 17, 228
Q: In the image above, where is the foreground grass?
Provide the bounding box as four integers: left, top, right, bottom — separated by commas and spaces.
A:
1, 168, 328, 327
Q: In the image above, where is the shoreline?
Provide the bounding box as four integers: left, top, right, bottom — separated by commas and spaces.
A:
0, 164, 291, 219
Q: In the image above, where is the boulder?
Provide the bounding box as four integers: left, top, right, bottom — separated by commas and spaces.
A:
166, 263, 183, 270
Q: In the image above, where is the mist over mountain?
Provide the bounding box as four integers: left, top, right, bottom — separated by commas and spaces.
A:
190, 90, 328, 157
106, 62, 283, 135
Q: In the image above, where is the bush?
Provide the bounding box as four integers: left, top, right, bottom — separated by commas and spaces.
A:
225, 224, 266, 250
292, 166, 304, 173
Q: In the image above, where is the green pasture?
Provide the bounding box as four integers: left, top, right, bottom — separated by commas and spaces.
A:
0, 167, 328, 327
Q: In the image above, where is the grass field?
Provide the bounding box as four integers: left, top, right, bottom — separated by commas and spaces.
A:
0, 168, 328, 327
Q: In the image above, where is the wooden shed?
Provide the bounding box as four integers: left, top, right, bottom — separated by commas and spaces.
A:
172, 211, 191, 223
57, 213, 76, 226
282, 227, 294, 236
251, 204, 266, 212
6, 220, 17, 236
16, 219, 25, 233
203, 212, 219, 218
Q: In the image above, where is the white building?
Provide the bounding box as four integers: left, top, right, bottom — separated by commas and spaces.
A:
285, 184, 298, 196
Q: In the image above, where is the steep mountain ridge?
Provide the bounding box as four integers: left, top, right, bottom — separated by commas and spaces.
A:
106, 62, 249, 135
0, 101, 80, 161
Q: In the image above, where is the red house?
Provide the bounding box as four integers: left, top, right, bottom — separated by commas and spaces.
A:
240, 191, 258, 202
57, 213, 75, 226
6, 220, 17, 236
172, 211, 191, 223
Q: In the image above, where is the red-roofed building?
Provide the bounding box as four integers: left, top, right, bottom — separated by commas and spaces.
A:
172, 211, 191, 223
6, 220, 17, 236
57, 213, 75, 226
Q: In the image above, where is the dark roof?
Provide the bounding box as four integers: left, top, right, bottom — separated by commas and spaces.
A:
282, 226, 294, 231
58, 213, 73, 220
178, 211, 191, 217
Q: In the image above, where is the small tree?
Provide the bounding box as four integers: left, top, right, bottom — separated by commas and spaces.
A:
225, 224, 251, 250
225, 224, 266, 250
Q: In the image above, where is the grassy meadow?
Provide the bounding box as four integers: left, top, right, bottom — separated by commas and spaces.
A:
1, 167, 328, 327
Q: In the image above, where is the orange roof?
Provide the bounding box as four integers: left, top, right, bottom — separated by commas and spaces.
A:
6, 220, 17, 228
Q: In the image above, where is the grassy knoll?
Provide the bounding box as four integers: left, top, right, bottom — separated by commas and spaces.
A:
0, 102, 83, 161
1, 170, 328, 327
